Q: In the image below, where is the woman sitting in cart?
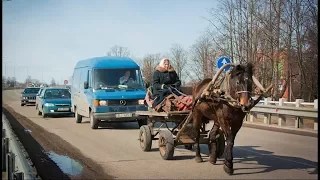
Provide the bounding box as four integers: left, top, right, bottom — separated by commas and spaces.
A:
151, 58, 182, 108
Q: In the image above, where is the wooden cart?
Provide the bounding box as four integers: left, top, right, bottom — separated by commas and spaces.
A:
136, 110, 225, 160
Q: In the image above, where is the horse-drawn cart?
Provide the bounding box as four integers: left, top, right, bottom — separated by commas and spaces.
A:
136, 62, 273, 175
136, 110, 225, 160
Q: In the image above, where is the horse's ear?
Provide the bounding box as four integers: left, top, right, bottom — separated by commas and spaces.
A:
231, 64, 243, 77
246, 62, 253, 76
234, 64, 244, 72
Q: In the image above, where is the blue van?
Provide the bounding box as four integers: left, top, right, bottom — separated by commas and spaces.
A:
71, 56, 148, 129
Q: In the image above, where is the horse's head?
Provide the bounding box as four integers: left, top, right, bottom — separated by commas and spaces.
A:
229, 63, 253, 112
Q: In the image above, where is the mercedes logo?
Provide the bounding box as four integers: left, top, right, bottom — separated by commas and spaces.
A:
120, 100, 127, 106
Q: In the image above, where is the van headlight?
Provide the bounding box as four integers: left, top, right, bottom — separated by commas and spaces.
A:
93, 100, 108, 106
44, 103, 55, 107
138, 100, 144, 105
99, 100, 108, 106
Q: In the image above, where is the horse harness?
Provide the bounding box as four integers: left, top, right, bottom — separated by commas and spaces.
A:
193, 72, 248, 110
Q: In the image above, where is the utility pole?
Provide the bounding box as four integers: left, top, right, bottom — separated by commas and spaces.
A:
13, 67, 15, 87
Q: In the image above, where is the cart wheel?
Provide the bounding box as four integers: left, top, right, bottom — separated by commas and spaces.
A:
158, 130, 174, 160
208, 129, 225, 158
138, 119, 148, 128
139, 125, 152, 152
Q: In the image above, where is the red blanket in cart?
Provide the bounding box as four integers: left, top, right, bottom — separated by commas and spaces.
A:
144, 89, 193, 112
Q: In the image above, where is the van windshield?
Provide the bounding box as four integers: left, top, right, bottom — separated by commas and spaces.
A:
93, 69, 144, 90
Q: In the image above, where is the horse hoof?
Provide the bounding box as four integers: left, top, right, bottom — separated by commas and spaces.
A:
195, 156, 203, 163
209, 157, 217, 165
223, 164, 234, 175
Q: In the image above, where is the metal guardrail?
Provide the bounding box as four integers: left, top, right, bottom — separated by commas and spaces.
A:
251, 105, 318, 118
248, 98, 318, 130
2, 114, 37, 180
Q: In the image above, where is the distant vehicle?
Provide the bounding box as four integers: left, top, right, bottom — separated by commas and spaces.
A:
35, 87, 44, 110
71, 56, 148, 129
37, 88, 73, 118
21, 87, 40, 106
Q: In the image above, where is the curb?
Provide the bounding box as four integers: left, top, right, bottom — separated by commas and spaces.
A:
243, 122, 318, 137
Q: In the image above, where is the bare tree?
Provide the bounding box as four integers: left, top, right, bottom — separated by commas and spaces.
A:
204, 0, 318, 101
188, 34, 218, 81
2, 76, 6, 84
140, 53, 162, 85
107, 45, 131, 57
169, 43, 188, 82
25, 75, 32, 85
50, 78, 56, 86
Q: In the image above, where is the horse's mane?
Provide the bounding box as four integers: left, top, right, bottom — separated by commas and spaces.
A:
192, 78, 212, 101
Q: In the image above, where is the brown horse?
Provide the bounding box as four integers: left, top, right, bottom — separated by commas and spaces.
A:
191, 63, 271, 175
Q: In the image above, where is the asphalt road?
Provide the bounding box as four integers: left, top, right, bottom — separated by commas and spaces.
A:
3, 90, 318, 179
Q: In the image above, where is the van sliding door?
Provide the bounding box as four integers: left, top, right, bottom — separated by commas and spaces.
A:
78, 68, 91, 117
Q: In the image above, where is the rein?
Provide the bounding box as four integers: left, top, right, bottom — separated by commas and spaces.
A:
168, 86, 192, 106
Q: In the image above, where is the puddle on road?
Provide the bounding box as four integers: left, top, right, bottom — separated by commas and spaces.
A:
24, 129, 32, 133
46, 151, 83, 176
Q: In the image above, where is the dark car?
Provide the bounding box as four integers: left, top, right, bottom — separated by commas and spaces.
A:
21, 87, 40, 106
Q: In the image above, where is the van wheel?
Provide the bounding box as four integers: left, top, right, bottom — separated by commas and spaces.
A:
75, 108, 82, 123
90, 111, 99, 129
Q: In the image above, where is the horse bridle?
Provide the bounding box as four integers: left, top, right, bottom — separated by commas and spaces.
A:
236, 90, 251, 94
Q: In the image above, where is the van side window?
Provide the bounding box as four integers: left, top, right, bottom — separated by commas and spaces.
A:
79, 69, 84, 89
72, 69, 80, 90
88, 70, 92, 88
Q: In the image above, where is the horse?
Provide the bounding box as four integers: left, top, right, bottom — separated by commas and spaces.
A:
191, 62, 272, 175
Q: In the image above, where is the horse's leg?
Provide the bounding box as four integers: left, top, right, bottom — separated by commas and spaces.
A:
221, 124, 234, 175
193, 111, 203, 163
208, 123, 219, 165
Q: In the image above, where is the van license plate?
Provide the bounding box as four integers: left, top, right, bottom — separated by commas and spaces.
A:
58, 108, 69, 111
29, 100, 36, 102
116, 113, 132, 118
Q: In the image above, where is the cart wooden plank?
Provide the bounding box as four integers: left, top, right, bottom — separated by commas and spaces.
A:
136, 110, 191, 117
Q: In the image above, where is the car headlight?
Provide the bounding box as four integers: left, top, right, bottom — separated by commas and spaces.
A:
138, 100, 144, 105
44, 103, 55, 107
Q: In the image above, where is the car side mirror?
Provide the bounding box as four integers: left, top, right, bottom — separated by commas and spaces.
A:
39, 95, 43, 99
84, 82, 89, 89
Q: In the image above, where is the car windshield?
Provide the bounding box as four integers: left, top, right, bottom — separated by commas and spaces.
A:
93, 69, 144, 90
24, 88, 40, 94
44, 89, 71, 99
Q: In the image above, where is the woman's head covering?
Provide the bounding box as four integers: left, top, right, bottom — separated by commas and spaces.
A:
159, 58, 170, 68
156, 58, 175, 72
